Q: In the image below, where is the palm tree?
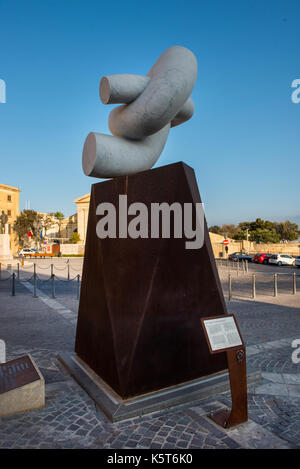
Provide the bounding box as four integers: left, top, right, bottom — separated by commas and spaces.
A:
54, 211, 64, 240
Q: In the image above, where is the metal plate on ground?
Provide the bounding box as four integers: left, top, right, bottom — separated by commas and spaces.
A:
0, 355, 40, 394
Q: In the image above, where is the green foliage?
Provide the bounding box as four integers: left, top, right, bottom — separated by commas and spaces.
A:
210, 218, 300, 244
13, 210, 43, 246
208, 224, 239, 238
54, 211, 64, 237
54, 211, 64, 221
70, 232, 81, 244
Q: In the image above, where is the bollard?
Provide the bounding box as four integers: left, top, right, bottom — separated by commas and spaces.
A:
273, 273, 278, 297
17, 262, 20, 279
33, 271, 38, 298
67, 263, 70, 281
252, 274, 256, 298
246, 259, 249, 273
12, 273, 15, 296
228, 273, 232, 301
76, 274, 80, 300
51, 274, 55, 298
0, 262, 1, 279
293, 272, 296, 295
237, 260, 239, 276
242, 259, 245, 275
51, 264, 53, 277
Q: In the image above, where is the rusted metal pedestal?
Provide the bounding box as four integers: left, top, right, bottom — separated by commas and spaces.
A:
210, 346, 248, 428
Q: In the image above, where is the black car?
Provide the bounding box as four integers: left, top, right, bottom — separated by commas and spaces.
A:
228, 252, 253, 262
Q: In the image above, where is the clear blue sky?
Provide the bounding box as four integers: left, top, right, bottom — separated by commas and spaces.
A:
0, 0, 299, 227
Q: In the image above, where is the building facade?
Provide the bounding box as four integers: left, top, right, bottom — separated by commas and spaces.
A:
0, 183, 21, 254
73, 194, 90, 244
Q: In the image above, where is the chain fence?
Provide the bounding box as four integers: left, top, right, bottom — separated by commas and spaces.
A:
1, 258, 299, 302
215, 258, 300, 300
0, 261, 81, 299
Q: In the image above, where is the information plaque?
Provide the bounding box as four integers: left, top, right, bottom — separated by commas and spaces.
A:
0, 354, 45, 417
201, 314, 248, 428
202, 315, 243, 353
0, 355, 40, 395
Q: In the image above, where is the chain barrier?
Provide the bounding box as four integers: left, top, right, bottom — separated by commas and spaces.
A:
224, 268, 298, 301
0, 274, 14, 281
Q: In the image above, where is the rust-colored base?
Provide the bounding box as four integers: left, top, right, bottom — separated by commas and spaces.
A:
210, 347, 248, 428
75, 162, 228, 398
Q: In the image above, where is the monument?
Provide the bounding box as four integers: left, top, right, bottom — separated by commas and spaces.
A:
0, 211, 13, 262
59, 46, 259, 421
0, 355, 45, 417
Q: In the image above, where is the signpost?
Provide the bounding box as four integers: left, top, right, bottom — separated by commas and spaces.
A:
201, 314, 248, 428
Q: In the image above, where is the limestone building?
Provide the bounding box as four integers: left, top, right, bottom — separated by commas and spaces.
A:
73, 194, 90, 244
0, 183, 21, 254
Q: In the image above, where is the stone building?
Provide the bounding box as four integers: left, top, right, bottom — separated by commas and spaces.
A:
73, 194, 90, 244
0, 182, 21, 255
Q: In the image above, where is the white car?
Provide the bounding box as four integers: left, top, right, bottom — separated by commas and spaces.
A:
295, 256, 300, 268
269, 254, 295, 266
19, 248, 36, 257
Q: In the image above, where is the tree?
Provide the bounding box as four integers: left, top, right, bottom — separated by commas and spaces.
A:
13, 210, 43, 247
42, 214, 56, 238
274, 221, 300, 242
70, 232, 81, 244
209, 224, 239, 238
54, 211, 64, 239
233, 218, 280, 244
209, 225, 223, 235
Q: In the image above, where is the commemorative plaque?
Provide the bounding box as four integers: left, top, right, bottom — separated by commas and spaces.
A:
202, 315, 243, 353
0, 354, 45, 417
201, 314, 248, 428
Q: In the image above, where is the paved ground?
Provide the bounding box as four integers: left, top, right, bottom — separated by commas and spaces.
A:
0, 258, 299, 450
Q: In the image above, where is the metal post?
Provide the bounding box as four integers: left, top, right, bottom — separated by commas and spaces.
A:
252, 274, 256, 298
228, 273, 232, 301
51, 264, 53, 277
17, 262, 20, 279
293, 272, 296, 295
0, 262, 1, 279
237, 260, 239, 276
246, 259, 249, 273
12, 273, 15, 296
67, 263, 70, 281
51, 274, 55, 298
273, 273, 278, 297
242, 259, 245, 275
33, 271, 38, 298
34, 263, 36, 277
76, 274, 80, 300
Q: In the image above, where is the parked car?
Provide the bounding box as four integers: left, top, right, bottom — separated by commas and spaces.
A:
268, 254, 295, 266
295, 256, 300, 268
18, 248, 37, 257
228, 252, 253, 262
252, 253, 273, 265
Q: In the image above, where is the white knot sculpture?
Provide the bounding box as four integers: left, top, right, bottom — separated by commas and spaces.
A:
82, 46, 198, 179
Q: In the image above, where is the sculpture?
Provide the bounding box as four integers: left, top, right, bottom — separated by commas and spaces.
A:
0, 211, 8, 234
82, 46, 198, 179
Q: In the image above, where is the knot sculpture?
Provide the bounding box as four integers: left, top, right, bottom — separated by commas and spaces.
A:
82, 46, 198, 179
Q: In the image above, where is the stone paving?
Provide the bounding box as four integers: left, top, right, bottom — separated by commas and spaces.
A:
0, 259, 299, 449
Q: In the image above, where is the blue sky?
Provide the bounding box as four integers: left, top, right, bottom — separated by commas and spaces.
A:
0, 0, 299, 227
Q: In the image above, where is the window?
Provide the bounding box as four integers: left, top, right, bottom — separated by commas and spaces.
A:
7, 195, 11, 202
7, 210, 11, 217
